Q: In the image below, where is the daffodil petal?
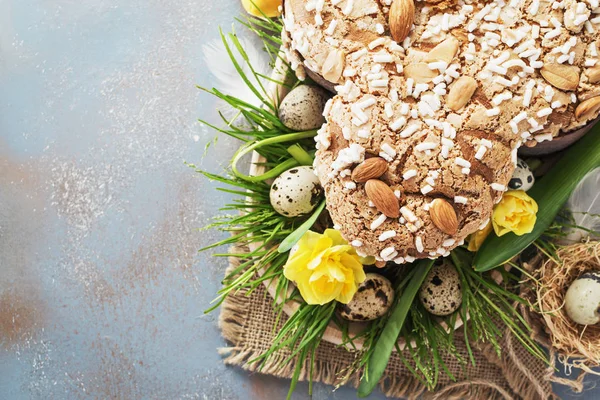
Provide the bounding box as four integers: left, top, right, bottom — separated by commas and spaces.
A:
281, 229, 368, 305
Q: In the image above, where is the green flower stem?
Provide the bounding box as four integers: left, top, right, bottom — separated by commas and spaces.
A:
357, 259, 435, 397
231, 130, 318, 182
245, 159, 299, 183
474, 124, 600, 271
287, 143, 314, 166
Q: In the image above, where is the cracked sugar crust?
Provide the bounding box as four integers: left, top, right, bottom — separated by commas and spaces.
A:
284, 0, 600, 261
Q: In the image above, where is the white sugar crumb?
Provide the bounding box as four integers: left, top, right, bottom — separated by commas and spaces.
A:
454, 196, 468, 204
415, 142, 437, 152
486, 107, 501, 116
351, 239, 363, 247
455, 157, 471, 168
443, 238, 456, 247
381, 143, 397, 158
379, 230, 397, 241
475, 146, 487, 160
537, 108, 552, 117
380, 246, 397, 258
403, 169, 418, 180
421, 185, 434, 195
356, 129, 370, 138
415, 236, 424, 253
390, 117, 407, 131
331, 143, 365, 174
370, 214, 387, 230
400, 206, 418, 223
344, 181, 357, 190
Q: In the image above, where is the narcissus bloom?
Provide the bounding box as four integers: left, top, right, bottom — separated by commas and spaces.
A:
492, 190, 538, 237
467, 220, 493, 252
283, 229, 366, 305
241, 0, 282, 17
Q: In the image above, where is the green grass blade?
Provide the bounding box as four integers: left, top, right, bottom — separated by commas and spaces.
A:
278, 200, 326, 253
287, 144, 314, 165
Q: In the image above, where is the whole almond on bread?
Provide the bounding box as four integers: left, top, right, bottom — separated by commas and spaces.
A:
365, 179, 400, 218
389, 0, 415, 43
352, 157, 388, 182
429, 198, 459, 235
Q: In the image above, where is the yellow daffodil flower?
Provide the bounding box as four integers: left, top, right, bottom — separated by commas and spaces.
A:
241, 0, 282, 17
467, 220, 493, 252
492, 190, 538, 237
283, 229, 366, 305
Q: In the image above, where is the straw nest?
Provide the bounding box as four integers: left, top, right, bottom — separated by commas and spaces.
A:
524, 241, 600, 376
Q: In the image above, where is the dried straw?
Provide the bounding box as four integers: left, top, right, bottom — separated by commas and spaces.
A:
525, 241, 600, 380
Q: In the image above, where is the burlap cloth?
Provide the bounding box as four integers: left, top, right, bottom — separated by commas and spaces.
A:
218, 245, 556, 399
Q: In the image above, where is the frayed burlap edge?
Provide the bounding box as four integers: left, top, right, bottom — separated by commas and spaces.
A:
218, 245, 555, 399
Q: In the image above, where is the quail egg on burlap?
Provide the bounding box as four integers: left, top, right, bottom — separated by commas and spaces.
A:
565, 272, 600, 325
278, 85, 329, 131
270, 166, 323, 217
339, 273, 395, 321
508, 158, 535, 192
419, 262, 463, 316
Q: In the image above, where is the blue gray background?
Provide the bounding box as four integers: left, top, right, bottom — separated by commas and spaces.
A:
0, 0, 598, 398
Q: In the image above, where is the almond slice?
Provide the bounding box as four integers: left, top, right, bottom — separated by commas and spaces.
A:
404, 63, 438, 83
365, 180, 400, 218
587, 65, 600, 84
575, 96, 600, 121
322, 49, 345, 83
540, 63, 580, 91
429, 198, 458, 235
447, 76, 478, 111
352, 157, 389, 183
389, 0, 415, 43
424, 36, 460, 64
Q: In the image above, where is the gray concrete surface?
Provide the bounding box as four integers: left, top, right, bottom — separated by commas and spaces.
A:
0, 0, 598, 398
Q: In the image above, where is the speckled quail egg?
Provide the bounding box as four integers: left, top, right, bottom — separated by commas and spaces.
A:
419, 262, 463, 316
508, 158, 535, 192
278, 85, 329, 131
339, 273, 395, 321
565, 272, 600, 325
270, 166, 323, 217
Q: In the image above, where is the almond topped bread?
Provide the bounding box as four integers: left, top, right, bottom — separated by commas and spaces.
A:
282, 0, 600, 263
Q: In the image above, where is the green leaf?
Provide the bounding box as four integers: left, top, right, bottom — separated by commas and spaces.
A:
278, 200, 326, 253
357, 259, 435, 397
474, 125, 600, 271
